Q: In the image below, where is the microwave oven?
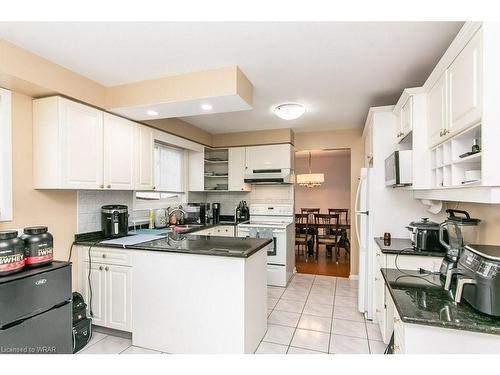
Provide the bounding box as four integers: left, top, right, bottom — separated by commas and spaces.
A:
385, 150, 412, 187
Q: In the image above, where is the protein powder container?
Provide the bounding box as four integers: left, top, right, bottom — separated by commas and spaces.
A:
0, 230, 25, 276
21, 226, 54, 268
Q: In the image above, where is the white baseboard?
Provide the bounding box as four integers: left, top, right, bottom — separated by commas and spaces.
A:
349, 274, 359, 280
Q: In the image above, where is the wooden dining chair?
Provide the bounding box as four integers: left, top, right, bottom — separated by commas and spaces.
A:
295, 213, 314, 257
314, 213, 340, 262
328, 208, 350, 259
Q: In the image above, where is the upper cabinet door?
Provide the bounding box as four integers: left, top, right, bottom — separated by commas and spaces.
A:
448, 29, 482, 136
228, 147, 251, 191
427, 72, 448, 148
59, 98, 103, 189
400, 97, 413, 139
135, 125, 154, 190
103, 114, 135, 190
245, 144, 293, 171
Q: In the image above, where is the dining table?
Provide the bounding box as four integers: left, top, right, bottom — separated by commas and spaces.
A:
295, 222, 351, 260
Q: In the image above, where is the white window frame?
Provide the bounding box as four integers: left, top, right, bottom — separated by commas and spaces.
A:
134, 144, 188, 209
0, 88, 12, 222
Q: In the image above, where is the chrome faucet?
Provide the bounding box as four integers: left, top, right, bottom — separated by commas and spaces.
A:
168, 206, 187, 224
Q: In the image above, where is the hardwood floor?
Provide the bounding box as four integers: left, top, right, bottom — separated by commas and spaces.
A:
295, 244, 350, 277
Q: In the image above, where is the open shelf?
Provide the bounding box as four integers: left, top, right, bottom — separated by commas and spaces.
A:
430, 125, 482, 189
204, 147, 229, 191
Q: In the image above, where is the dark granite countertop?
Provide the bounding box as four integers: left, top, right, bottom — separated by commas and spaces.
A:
381, 268, 500, 335
74, 226, 269, 258
374, 237, 445, 257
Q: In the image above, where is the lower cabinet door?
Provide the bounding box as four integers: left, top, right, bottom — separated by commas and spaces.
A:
105, 264, 132, 332
81, 262, 105, 327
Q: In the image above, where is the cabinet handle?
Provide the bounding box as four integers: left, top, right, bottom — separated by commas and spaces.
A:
376, 253, 380, 257
102, 254, 106, 258
99, 266, 103, 271
394, 317, 400, 323
107, 184, 111, 189
100, 184, 104, 189
152, 186, 156, 190
444, 129, 450, 135
105, 266, 109, 271
375, 277, 379, 281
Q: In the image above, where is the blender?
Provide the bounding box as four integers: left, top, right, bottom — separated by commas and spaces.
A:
439, 209, 481, 285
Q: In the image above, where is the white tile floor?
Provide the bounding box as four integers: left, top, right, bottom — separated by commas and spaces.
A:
260, 273, 386, 354
78, 273, 386, 354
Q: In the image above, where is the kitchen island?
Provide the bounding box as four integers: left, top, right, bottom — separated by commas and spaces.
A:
75, 230, 271, 354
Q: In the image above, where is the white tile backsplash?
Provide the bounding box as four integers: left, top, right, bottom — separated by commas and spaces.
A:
77, 190, 134, 233
188, 185, 294, 216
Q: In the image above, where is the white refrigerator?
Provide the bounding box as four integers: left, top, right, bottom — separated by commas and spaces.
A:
356, 167, 374, 320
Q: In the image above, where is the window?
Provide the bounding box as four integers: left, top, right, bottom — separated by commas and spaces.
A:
135, 143, 186, 207
154, 143, 184, 192
0, 88, 12, 222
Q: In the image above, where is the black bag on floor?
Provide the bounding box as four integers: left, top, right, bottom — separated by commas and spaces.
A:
72, 318, 92, 353
72, 292, 92, 353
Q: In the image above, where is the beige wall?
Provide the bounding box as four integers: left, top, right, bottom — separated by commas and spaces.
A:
0, 92, 78, 284
143, 117, 213, 146
294, 129, 364, 277
212, 128, 294, 147
455, 202, 500, 245
295, 150, 351, 214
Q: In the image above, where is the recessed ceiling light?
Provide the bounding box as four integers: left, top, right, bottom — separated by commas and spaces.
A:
273, 103, 306, 120
201, 104, 213, 111
146, 110, 159, 116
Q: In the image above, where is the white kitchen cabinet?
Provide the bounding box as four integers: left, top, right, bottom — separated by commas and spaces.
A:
193, 225, 235, 237
106, 264, 132, 331
245, 144, 293, 171
80, 262, 106, 327
188, 150, 205, 191
448, 29, 482, 137
135, 125, 154, 191
397, 97, 412, 140
78, 246, 132, 332
427, 72, 448, 148
103, 113, 135, 190
33, 96, 104, 189
0, 88, 12, 222
228, 147, 251, 192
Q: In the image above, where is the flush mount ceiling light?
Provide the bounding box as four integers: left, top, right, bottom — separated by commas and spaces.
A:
273, 103, 305, 120
296, 151, 324, 188
146, 110, 159, 116
201, 103, 213, 111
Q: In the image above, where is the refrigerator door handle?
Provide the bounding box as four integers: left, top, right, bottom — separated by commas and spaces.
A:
354, 175, 365, 213
355, 213, 362, 247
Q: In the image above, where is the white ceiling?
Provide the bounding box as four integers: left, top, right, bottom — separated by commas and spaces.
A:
0, 22, 463, 133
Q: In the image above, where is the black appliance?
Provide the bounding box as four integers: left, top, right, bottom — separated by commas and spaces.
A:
101, 205, 128, 238
0, 261, 72, 354
406, 218, 445, 252
452, 244, 500, 317
187, 203, 211, 224
0, 230, 25, 276
72, 292, 92, 353
235, 201, 250, 223
212, 203, 221, 224
21, 226, 54, 268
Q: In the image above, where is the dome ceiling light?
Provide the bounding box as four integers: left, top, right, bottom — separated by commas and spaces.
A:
273, 103, 305, 120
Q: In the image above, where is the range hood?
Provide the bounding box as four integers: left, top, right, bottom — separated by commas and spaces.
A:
244, 169, 293, 184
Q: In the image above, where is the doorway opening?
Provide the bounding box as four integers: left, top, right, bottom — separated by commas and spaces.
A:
294, 149, 351, 277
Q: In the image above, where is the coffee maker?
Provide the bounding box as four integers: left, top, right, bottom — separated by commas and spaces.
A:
439, 209, 480, 283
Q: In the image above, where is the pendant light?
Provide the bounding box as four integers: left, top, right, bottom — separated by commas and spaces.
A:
297, 151, 324, 188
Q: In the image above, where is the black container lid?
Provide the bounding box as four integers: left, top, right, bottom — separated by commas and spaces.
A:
0, 230, 18, 240
24, 226, 48, 235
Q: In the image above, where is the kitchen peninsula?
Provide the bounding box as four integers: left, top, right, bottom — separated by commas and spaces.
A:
74, 230, 271, 354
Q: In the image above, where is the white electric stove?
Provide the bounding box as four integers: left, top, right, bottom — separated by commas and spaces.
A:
237, 204, 295, 287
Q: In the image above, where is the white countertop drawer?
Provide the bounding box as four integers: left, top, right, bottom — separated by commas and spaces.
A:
78, 246, 132, 266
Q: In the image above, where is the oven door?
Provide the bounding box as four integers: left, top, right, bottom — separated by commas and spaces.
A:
237, 226, 287, 265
